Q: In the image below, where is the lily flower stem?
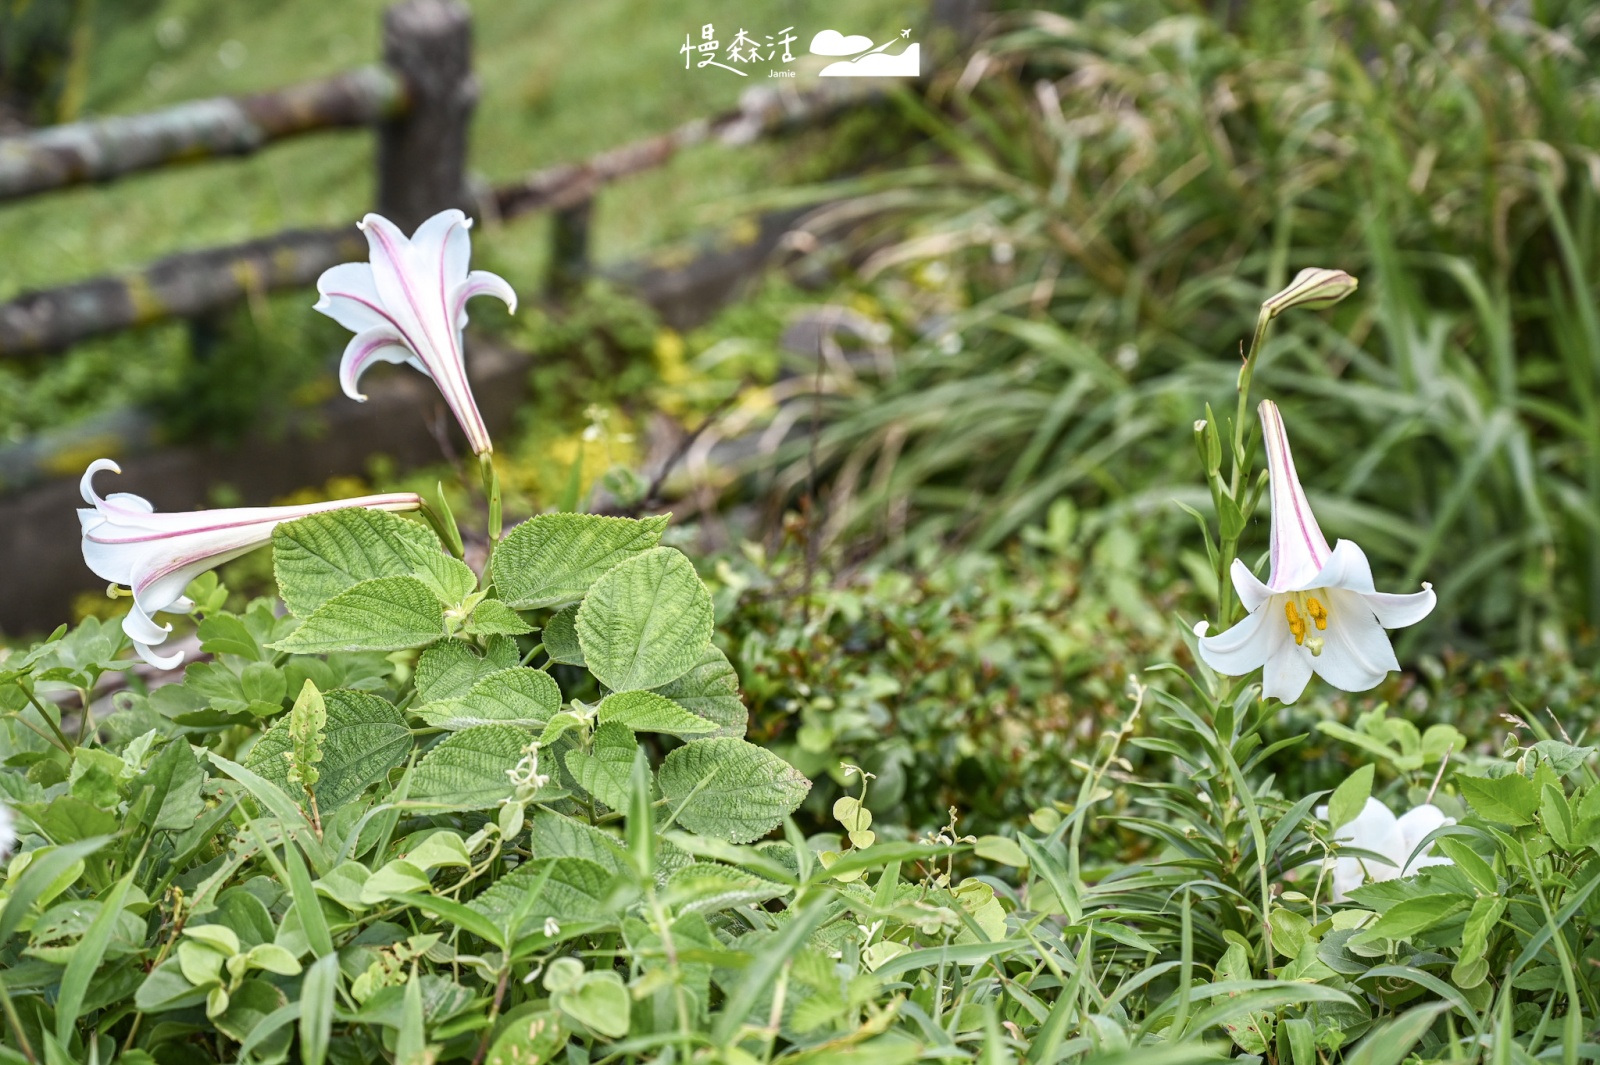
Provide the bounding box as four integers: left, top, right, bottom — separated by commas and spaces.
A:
480, 453, 502, 543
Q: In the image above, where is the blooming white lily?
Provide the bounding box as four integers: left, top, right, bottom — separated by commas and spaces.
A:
314, 208, 516, 456
1195, 400, 1436, 703
1313, 795, 1453, 902
79, 459, 421, 668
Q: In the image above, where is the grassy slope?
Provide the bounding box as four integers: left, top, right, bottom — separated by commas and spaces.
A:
0, 0, 911, 296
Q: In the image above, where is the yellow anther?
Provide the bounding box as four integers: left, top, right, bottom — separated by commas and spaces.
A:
1307, 596, 1328, 630
1284, 600, 1307, 645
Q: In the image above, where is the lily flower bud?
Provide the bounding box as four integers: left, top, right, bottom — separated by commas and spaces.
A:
1262, 268, 1358, 319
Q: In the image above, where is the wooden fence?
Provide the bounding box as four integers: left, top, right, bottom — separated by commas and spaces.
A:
0, 0, 883, 357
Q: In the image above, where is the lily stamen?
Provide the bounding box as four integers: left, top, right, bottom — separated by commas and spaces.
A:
1285, 600, 1307, 645
1307, 596, 1328, 630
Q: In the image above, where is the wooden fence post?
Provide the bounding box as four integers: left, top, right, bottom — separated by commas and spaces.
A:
549, 199, 593, 298
378, 0, 476, 232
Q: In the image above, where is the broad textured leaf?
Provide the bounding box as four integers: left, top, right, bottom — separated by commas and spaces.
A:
274, 507, 439, 617
412, 553, 478, 607
244, 690, 411, 810
416, 637, 519, 703
663, 863, 788, 914
138, 736, 206, 832
492, 513, 668, 609
486, 1010, 566, 1065
659, 738, 811, 844
466, 857, 616, 938
466, 599, 534, 636
554, 971, 629, 1038
651, 645, 746, 739
577, 548, 714, 693
415, 668, 561, 731
542, 606, 584, 666
526, 811, 629, 874
597, 691, 716, 737
411, 726, 550, 809
563, 724, 639, 809
271, 576, 445, 654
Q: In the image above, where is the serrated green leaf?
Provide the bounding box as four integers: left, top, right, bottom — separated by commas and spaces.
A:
577, 548, 714, 693
563, 724, 639, 810
597, 691, 716, 737
244, 690, 411, 811
271, 576, 446, 654
415, 637, 519, 702
662, 862, 788, 914
410, 726, 549, 810
1327, 765, 1374, 833
415, 668, 561, 731
541, 606, 584, 666
1458, 773, 1540, 826
1433, 837, 1496, 894
273, 507, 439, 617
659, 738, 810, 844
466, 600, 534, 636
1350, 895, 1471, 946
466, 857, 616, 939
412, 552, 478, 607
651, 645, 746, 739
526, 811, 629, 873
492, 513, 669, 609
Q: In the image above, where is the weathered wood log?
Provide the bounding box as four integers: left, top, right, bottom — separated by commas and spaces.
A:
0, 81, 886, 357
378, 0, 475, 231
0, 66, 404, 202
0, 227, 363, 356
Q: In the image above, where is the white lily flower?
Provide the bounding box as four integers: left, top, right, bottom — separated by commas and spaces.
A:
79, 459, 421, 668
314, 208, 517, 456
1313, 796, 1454, 902
1195, 400, 1436, 703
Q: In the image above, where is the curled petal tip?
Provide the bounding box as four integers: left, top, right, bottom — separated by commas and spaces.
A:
1193, 621, 1210, 637
80, 458, 123, 506
135, 642, 185, 670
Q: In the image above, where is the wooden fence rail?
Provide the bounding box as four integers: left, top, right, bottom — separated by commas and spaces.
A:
0, 79, 877, 357
0, 66, 405, 202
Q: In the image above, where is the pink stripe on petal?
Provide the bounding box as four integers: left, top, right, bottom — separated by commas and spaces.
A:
340, 329, 414, 401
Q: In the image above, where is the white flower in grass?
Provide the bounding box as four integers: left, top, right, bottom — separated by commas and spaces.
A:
1313, 796, 1454, 903
79, 459, 421, 669
1195, 400, 1436, 704
0, 804, 14, 863
314, 208, 516, 456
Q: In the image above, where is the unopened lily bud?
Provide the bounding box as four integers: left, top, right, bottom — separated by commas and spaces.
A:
1262, 268, 1358, 319
1200, 406, 1222, 474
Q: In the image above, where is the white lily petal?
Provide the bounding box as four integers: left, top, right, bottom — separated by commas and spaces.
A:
134, 641, 186, 670
453, 269, 518, 329
1395, 804, 1453, 873
1313, 593, 1400, 692
1305, 539, 1377, 594
1229, 557, 1273, 613
1260, 399, 1331, 591
80, 461, 422, 669
1364, 583, 1437, 629
1260, 618, 1313, 703
313, 263, 390, 334
1195, 599, 1273, 675
80, 458, 121, 506
339, 327, 416, 402
322, 211, 494, 454
122, 602, 173, 645
411, 208, 473, 289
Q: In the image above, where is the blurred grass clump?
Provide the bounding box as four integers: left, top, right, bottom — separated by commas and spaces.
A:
745, 0, 1600, 658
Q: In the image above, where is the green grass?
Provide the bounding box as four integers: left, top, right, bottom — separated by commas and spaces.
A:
0, 0, 915, 437
1, 0, 913, 295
